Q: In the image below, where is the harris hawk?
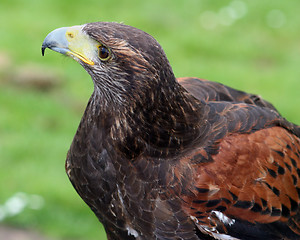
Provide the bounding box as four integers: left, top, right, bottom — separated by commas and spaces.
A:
42, 22, 300, 240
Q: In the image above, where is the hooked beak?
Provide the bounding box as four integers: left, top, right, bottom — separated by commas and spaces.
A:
42, 25, 95, 65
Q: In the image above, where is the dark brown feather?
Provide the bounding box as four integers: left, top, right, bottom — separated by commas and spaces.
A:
178, 77, 278, 111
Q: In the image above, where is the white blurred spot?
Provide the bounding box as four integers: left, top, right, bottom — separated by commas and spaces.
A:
200, 11, 218, 30
4, 192, 28, 216
200, 1, 247, 30
266, 10, 286, 28
229, 0, 248, 19
0, 192, 44, 222
28, 194, 45, 210
219, 7, 236, 26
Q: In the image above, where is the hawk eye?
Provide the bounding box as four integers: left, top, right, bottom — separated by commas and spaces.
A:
98, 45, 111, 61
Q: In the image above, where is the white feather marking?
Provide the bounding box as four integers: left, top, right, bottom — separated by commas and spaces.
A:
117, 185, 140, 238
211, 211, 235, 226
190, 214, 239, 240
126, 225, 139, 238
117, 184, 125, 208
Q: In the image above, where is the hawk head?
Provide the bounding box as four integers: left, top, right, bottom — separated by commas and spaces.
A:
42, 22, 176, 107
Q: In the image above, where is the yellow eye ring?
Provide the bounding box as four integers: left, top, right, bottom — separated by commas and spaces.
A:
98, 45, 111, 61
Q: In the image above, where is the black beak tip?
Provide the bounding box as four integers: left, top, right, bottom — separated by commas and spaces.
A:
41, 46, 46, 56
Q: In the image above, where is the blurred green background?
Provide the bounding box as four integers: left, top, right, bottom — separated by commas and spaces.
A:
0, 0, 299, 239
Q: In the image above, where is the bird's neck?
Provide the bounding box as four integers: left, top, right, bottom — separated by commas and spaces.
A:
87, 82, 208, 159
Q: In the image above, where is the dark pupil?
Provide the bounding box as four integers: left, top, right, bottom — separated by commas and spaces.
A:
99, 47, 109, 59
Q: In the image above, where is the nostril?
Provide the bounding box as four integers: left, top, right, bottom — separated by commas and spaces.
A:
67, 32, 74, 38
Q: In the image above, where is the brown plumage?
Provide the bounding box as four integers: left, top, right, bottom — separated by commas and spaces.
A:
42, 22, 300, 240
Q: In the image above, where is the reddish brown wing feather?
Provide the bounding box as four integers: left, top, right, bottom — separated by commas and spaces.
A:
180, 126, 300, 235
176, 78, 300, 236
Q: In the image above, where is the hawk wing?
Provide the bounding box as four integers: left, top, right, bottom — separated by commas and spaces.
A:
178, 77, 277, 111
171, 80, 300, 239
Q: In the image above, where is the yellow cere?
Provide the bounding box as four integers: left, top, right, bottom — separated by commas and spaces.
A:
65, 25, 99, 65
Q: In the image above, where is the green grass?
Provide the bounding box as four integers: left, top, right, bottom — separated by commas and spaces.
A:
0, 0, 300, 239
